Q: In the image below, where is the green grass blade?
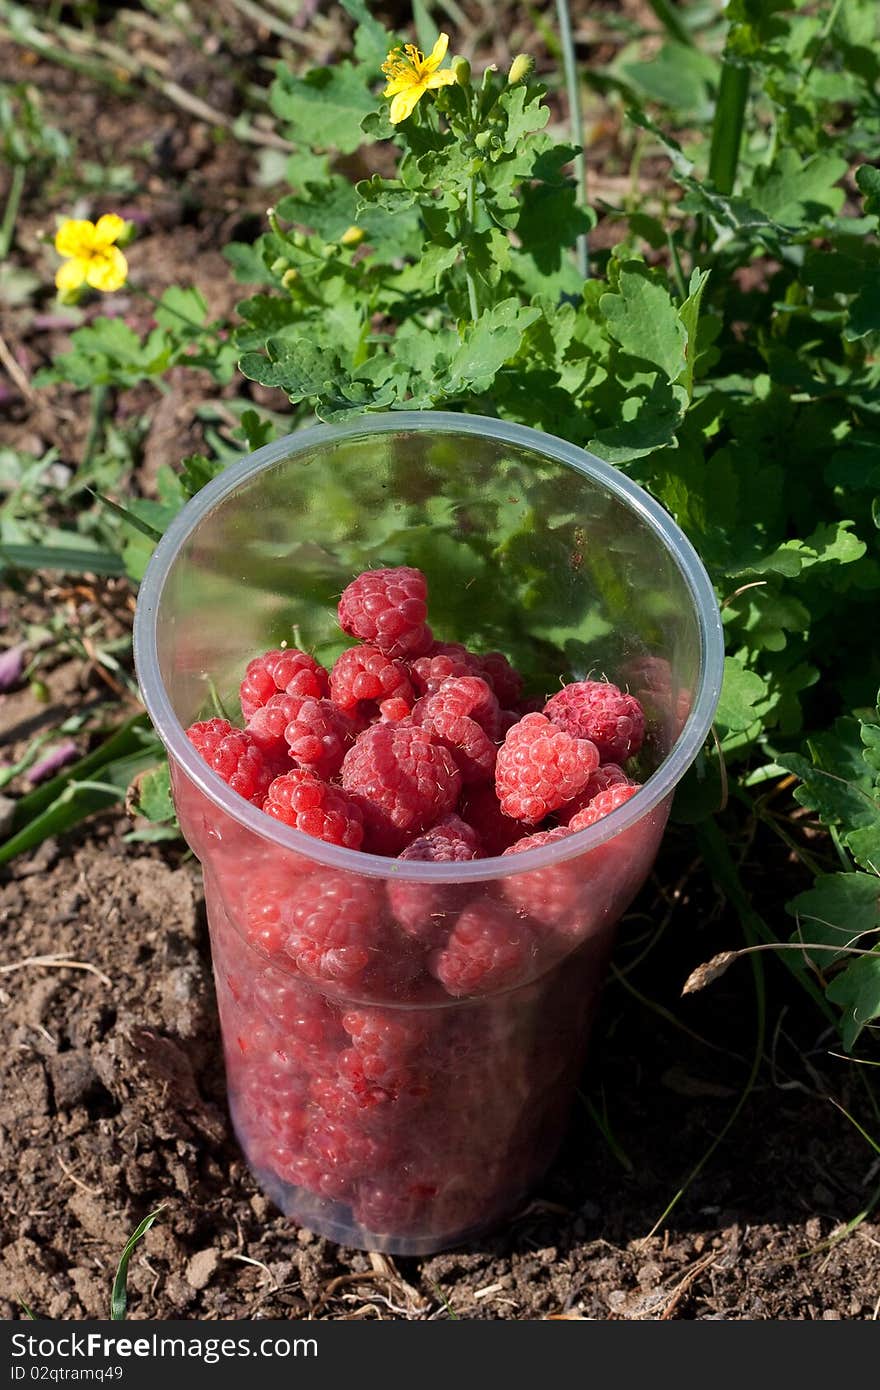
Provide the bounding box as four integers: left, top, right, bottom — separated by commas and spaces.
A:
93, 492, 165, 542
0, 541, 128, 576
110, 1206, 165, 1320
7, 714, 153, 833
0, 747, 160, 865
708, 59, 750, 195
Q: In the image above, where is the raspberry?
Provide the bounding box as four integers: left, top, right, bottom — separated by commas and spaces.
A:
459, 784, 523, 856
430, 899, 536, 997
342, 1008, 429, 1083
567, 781, 640, 829
338, 566, 430, 659
504, 826, 573, 856
494, 712, 599, 822
477, 651, 523, 707
186, 718, 274, 804
330, 644, 414, 718
246, 692, 356, 779
409, 642, 483, 696
387, 815, 482, 946
411, 683, 498, 786
398, 814, 482, 864
283, 872, 382, 987
543, 680, 645, 764
379, 697, 411, 722
341, 723, 461, 854
239, 649, 329, 720
238, 862, 315, 957
422, 675, 501, 737
556, 763, 633, 825
264, 769, 364, 849
501, 827, 584, 929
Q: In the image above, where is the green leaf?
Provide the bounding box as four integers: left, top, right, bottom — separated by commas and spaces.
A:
129, 763, 176, 824
446, 300, 541, 394
825, 949, 880, 1051
749, 149, 848, 225
714, 656, 768, 735
788, 873, 880, 964
856, 164, 880, 217
600, 262, 687, 381
845, 272, 880, 341
270, 62, 377, 154
677, 267, 711, 399
153, 286, 209, 336
110, 1207, 165, 1320
238, 337, 344, 399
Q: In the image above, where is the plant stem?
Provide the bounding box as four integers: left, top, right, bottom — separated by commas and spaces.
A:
0, 162, 25, 260
464, 175, 480, 322
708, 58, 750, 195
82, 384, 109, 472
646, 0, 694, 48
555, 0, 589, 279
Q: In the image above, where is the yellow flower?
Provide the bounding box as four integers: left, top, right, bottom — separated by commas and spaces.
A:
381, 32, 456, 125
54, 214, 128, 294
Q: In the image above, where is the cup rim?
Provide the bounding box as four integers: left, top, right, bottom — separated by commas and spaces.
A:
133, 411, 724, 882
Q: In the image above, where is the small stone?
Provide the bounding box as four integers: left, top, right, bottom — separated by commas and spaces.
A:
185, 1248, 219, 1290
48, 1050, 100, 1109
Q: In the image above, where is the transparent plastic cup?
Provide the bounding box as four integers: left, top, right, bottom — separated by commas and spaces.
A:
133, 412, 723, 1255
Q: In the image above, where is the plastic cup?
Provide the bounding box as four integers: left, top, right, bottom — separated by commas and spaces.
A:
133, 411, 723, 1255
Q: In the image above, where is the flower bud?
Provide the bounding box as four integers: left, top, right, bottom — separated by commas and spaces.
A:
452, 55, 471, 86
474, 130, 491, 151
507, 53, 534, 85
281, 268, 299, 289
339, 224, 365, 248
270, 256, 290, 277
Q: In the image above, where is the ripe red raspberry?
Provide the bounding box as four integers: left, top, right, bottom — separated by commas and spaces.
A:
239, 648, 329, 720
330, 643, 414, 718
186, 718, 274, 804
286, 698, 357, 778
494, 712, 599, 822
399, 814, 481, 863
567, 781, 640, 830
543, 680, 645, 764
264, 769, 365, 849
283, 871, 382, 987
501, 827, 585, 930
408, 641, 483, 696
338, 566, 431, 658
459, 784, 523, 856
379, 697, 411, 722
556, 763, 633, 825
430, 899, 536, 997
342, 1008, 430, 1085
477, 651, 523, 707
341, 723, 461, 854
238, 862, 315, 958
411, 684, 498, 786
387, 815, 482, 945
421, 675, 501, 737
246, 693, 356, 778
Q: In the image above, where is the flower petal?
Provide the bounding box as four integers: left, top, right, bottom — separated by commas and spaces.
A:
426, 69, 456, 90
54, 219, 95, 258
55, 257, 86, 292
424, 32, 449, 72
389, 84, 425, 124
383, 73, 414, 96
84, 246, 128, 293
92, 213, 126, 248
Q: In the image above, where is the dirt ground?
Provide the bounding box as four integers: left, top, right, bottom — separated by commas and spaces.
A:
1, 4, 879, 1322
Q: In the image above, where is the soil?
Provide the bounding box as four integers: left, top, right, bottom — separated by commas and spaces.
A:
1, 3, 879, 1323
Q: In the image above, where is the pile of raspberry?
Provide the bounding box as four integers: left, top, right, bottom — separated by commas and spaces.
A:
183, 565, 654, 1242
